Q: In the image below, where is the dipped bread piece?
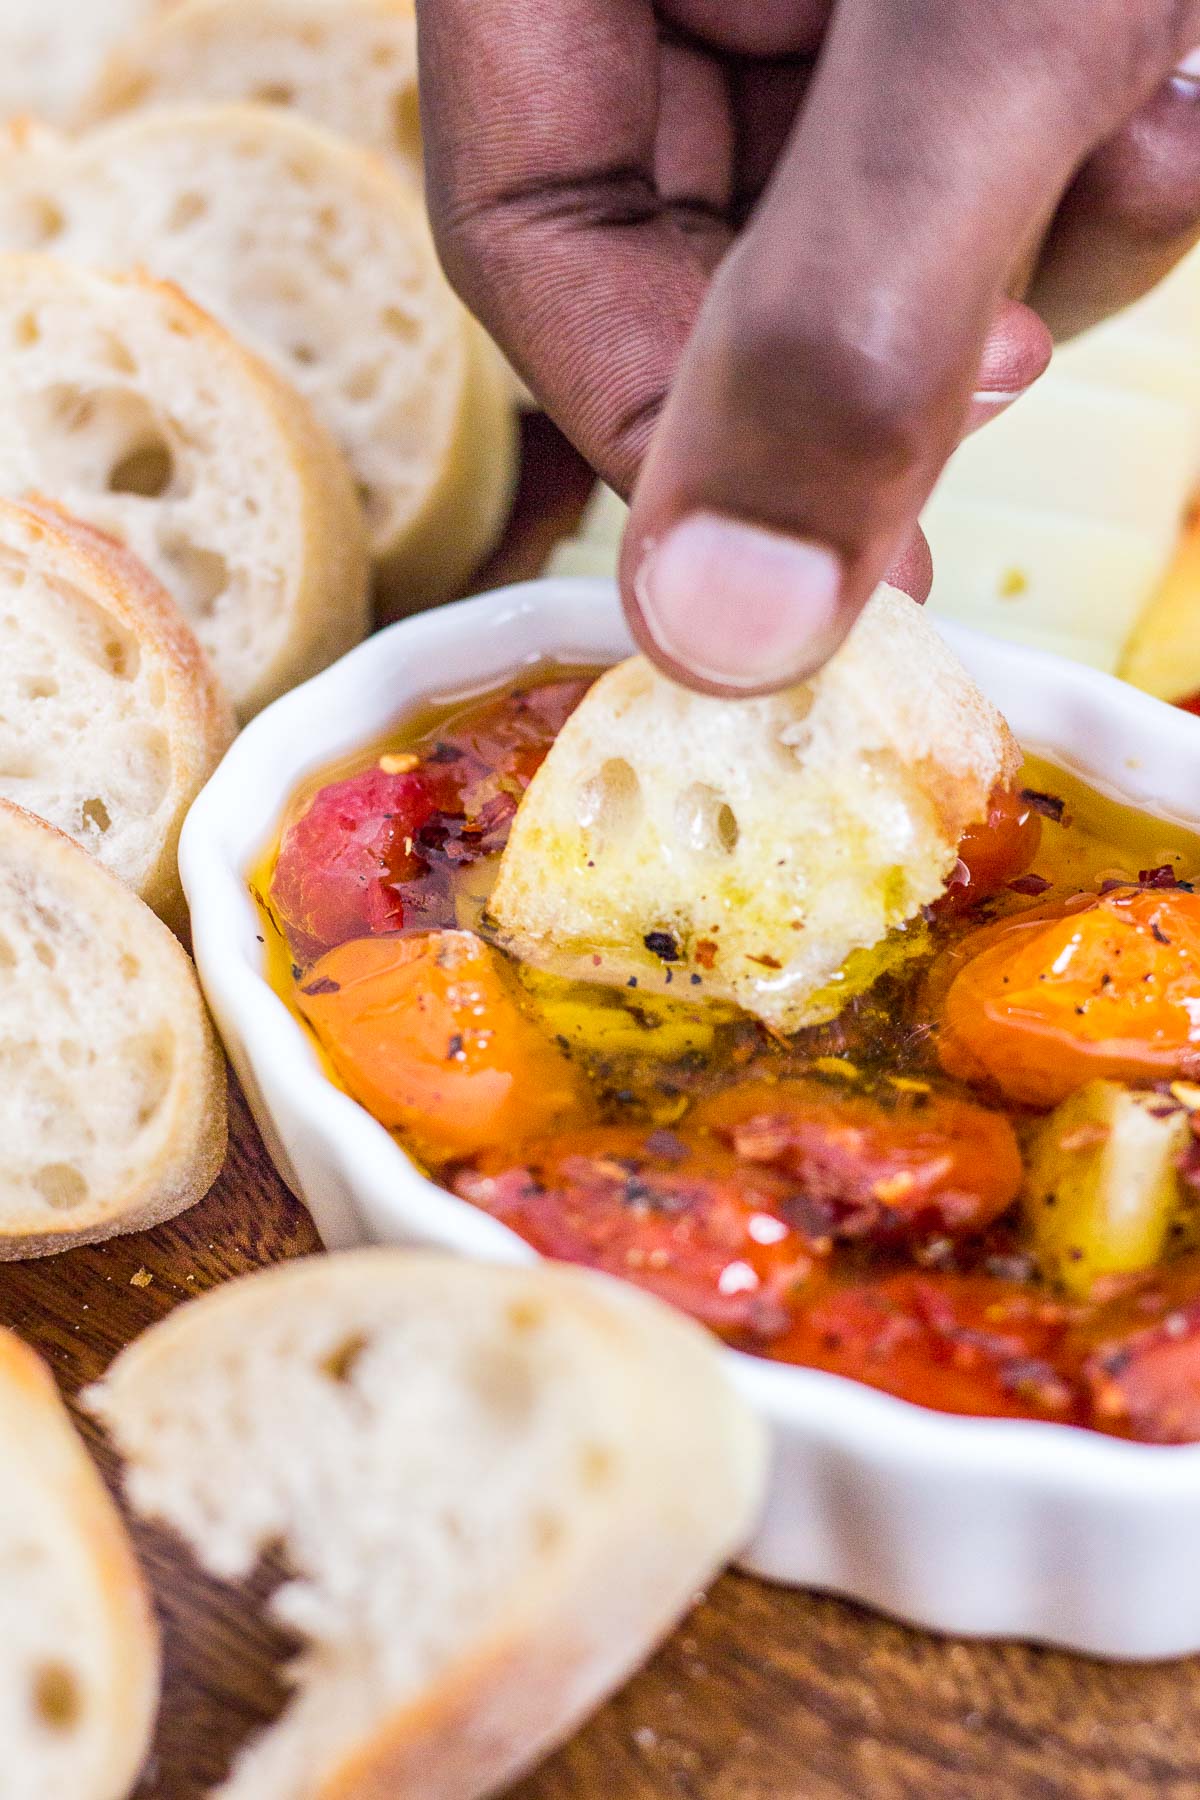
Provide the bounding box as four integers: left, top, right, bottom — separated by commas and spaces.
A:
0, 256, 368, 719
0, 1329, 159, 1800
490, 585, 1021, 1034
0, 801, 226, 1256
88, 1250, 765, 1800
0, 496, 233, 924
0, 107, 516, 611
86, 0, 421, 179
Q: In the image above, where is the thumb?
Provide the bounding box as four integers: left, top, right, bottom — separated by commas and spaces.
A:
620, 0, 1123, 695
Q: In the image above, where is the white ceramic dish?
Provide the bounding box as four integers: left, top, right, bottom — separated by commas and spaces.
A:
182, 576, 1200, 1660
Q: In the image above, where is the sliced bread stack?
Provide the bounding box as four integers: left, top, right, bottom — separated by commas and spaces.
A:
90, 1251, 766, 1800
0, 256, 370, 719
0, 106, 518, 615
0, 1328, 159, 1799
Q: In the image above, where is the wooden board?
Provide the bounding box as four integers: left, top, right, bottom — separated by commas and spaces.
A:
4, 415, 1200, 1798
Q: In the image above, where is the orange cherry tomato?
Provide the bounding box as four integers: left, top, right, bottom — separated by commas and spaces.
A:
1071, 1255, 1200, 1443
690, 1078, 1023, 1244
935, 784, 1042, 917
935, 886, 1200, 1107
296, 930, 590, 1164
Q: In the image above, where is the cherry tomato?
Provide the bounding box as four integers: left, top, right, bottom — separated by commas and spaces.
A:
1071, 1256, 1200, 1443
770, 1271, 1080, 1422
431, 677, 594, 826
270, 680, 593, 965
935, 887, 1200, 1107
455, 1125, 821, 1339
690, 1078, 1023, 1244
296, 931, 590, 1165
271, 765, 447, 964
935, 784, 1043, 917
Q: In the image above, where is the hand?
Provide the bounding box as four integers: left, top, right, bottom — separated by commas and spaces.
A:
418, 1, 1200, 693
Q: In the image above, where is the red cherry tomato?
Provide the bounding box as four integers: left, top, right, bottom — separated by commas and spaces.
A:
934, 785, 1042, 917
690, 1078, 1023, 1244
1072, 1256, 1200, 1443
271, 765, 446, 964
455, 1124, 822, 1341
771, 1271, 1080, 1422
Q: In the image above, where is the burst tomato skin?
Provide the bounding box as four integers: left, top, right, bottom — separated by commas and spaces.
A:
689, 1078, 1023, 1245
455, 1125, 821, 1340
769, 1271, 1080, 1422
934, 886, 1200, 1108
935, 785, 1043, 917
271, 766, 446, 964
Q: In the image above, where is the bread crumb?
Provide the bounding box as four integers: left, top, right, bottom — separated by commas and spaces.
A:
379, 753, 419, 775
130, 1268, 153, 1289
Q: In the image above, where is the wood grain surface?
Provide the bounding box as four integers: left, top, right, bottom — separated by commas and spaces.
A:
1, 415, 1195, 1800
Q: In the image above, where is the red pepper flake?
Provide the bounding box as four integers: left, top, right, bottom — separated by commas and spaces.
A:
1152, 923, 1172, 945
446, 1033, 465, 1061
1007, 873, 1051, 897
747, 953, 783, 970
694, 939, 718, 970
1139, 865, 1180, 889
1020, 787, 1067, 824
300, 975, 341, 997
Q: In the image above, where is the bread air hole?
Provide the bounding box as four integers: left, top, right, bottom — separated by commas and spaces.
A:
127, 1027, 174, 1130
383, 305, 419, 344
677, 783, 739, 856
31, 1661, 82, 1731
80, 797, 111, 836
320, 1333, 369, 1385
108, 437, 174, 499
577, 757, 643, 842
15, 196, 64, 248
254, 83, 296, 106
31, 1163, 87, 1211
165, 194, 207, 235
159, 535, 229, 617
13, 311, 39, 347
0, 933, 13, 969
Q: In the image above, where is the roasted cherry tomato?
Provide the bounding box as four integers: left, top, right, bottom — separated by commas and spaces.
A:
690, 1078, 1023, 1244
270, 680, 593, 965
770, 1271, 1080, 1422
1071, 1256, 1200, 1443
271, 765, 447, 963
935, 887, 1200, 1108
935, 784, 1042, 917
296, 930, 590, 1164
455, 1125, 822, 1339
434, 678, 594, 801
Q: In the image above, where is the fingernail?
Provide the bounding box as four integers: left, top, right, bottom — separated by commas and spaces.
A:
634, 511, 844, 689
1172, 48, 1200, 88
964, 387, 1028, 435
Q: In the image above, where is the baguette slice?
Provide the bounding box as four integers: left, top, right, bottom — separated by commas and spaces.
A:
88, 1251, 766, 1800
0, 1329, 159, 1800
0, 800, 226, 1255
491, 584, 1022, 1033
0, 495, 233, 923
85, 0, 421, 180
0, 107, 517, 610
0, 256, 369, 718
0, 0, 166, 128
